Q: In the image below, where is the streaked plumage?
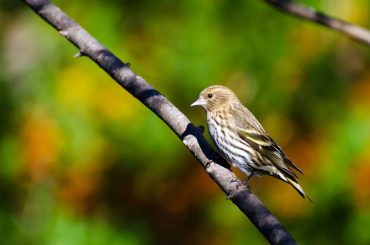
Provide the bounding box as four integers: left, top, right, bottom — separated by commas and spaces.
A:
191, 85, 310, 201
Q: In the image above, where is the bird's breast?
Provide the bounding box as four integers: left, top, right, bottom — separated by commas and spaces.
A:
206, 115, 253, 171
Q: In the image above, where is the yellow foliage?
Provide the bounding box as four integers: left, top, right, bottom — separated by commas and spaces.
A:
57, 64, 96, 110
94, 82, 138, 121
289, 25, 324, 62
57, 63, 139, 121
325, 0, 369, 25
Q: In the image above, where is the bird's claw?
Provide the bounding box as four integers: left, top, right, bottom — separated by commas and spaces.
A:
205, 160, 213, 169
228, 178, 251, 192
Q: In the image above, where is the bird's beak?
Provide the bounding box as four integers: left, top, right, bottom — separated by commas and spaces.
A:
191, 97, 206, 107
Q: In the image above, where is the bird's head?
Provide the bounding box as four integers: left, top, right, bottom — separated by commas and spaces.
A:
191, 85, 240, 112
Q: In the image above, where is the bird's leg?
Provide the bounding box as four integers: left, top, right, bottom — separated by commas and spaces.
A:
241, 175, 252, 190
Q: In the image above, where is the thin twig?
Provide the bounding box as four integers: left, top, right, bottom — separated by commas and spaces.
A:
22, 0, 297, 244
265, 0, 370, 46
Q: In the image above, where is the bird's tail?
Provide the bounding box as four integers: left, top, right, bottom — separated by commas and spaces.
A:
287, 178, 313, 203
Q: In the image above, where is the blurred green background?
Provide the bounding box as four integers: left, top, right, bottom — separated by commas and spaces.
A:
1, 0, 370, 244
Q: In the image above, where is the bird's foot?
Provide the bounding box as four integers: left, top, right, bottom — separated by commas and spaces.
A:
226, 177, 251, 200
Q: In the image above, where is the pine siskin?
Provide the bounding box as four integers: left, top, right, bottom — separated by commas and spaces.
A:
191, 85, 310, 201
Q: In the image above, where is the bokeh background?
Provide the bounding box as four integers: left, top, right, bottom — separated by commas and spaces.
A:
1, 0, 370, 244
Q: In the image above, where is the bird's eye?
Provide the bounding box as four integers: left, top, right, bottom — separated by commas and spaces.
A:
207, 93, 213, 98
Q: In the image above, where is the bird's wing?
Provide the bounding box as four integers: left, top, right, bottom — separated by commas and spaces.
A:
237, 129, 303, 180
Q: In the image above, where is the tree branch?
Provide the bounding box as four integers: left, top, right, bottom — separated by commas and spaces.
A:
22, 0, 297, 244
265, 0, 370, 46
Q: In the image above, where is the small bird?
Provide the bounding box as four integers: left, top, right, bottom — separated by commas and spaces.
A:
191, 85, 310, 201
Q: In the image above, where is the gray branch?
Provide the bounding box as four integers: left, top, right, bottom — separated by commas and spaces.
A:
265, 0, 370, 46
22, 0, 297, 244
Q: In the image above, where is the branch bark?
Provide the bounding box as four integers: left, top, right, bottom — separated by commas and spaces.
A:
265, 0, 370, 46
22, 0, 297, 244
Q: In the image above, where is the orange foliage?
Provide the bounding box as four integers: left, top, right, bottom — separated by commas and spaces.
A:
349, 73, 370, 109
20, 109, 60, 182
258, 133, 321, 216
57, 164, 103, 214
159, 165, 218, 214
351, 151, 370, 210
267, 177, 308, 217
286, 132, 324, 177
